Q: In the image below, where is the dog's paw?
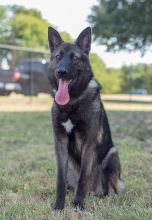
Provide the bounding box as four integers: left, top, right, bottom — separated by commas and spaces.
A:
52, 202, 64, 211
72, 200, 84, 211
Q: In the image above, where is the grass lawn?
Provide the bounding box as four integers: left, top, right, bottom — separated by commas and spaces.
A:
0, 111, 152, 220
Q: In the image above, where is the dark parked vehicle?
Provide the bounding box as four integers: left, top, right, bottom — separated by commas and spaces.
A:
0, 68, 21, 95
13, 58, 50, 95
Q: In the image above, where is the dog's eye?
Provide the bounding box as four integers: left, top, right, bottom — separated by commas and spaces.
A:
56, 54, 60, 59
73, 55, 79, 61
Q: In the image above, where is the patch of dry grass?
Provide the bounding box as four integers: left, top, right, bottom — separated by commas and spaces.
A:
0, 94, 152, 112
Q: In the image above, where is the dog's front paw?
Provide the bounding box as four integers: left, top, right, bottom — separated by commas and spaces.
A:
52, 201, 64, 211
72, 199, 84, 211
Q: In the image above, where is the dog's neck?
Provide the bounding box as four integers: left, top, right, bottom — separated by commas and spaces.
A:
70, 78, 101, 104
54, 77, 101, 111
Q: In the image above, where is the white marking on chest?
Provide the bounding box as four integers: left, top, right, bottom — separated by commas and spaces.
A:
61, 119, 74, 134
88, 78, 98, 88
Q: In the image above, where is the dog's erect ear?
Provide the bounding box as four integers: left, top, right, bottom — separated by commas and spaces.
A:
48, 27, 63, 52
75, 27, 91, 54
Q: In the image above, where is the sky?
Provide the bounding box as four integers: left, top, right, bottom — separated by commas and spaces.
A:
0, 0, 152, 68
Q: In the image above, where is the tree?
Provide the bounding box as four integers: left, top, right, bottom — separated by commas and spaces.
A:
0, 5, 73, 48
0, 4, 123, 93
144, 66, 152, 93
0, 6, 10, 67
104, 68, 123, 93
88, 0, 152, 53
0, 5, 73, 68
0, 6, 8, 43
120, 64, 152, 93
90, 53, 122, 93
121, 65, 146, 92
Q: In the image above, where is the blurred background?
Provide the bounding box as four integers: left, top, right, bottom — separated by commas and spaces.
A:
0, 0, 152, 111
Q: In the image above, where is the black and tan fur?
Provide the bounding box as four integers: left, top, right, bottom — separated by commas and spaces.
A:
48, 27, 124, 210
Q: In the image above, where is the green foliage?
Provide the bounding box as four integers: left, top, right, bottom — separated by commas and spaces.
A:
88, 0, 152, 52
0, 6, 9, 44
8, 5, 42, 18
0, 5, 72, 49
121, 65, 145, 92
144, 66, 152, 93
104, 68, 123, 94
60, 31, 73, 42
121, 64, 152, 93
0, 5, 73, 68
90, 53, 152, 94
90, 53, 106, 83
11, 14, 49, 48
90, 53, 123, 93
0, 5, 49, 48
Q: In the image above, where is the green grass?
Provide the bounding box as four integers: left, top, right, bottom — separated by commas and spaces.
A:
0, 111, 152, 220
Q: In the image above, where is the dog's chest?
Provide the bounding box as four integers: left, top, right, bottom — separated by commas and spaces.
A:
60, 109, 83, 134
61, 118, 75, 134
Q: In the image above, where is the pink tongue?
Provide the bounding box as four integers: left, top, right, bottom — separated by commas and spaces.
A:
55, 79, 70, 105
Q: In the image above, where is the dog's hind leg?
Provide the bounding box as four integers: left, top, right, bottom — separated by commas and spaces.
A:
101, 147, 125, 196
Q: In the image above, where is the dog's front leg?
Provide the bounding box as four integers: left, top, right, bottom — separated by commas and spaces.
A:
73, 141, 94, 210
53, 133, 68, 210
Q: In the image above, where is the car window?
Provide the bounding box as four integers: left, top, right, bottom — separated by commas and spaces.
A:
18, 62, 30, 71
31, 62, 44, 73
18, 61, 44, 73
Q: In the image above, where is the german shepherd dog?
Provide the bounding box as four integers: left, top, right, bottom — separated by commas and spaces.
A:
48, 27, 124, 210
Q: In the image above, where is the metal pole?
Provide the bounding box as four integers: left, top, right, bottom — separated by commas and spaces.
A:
28, 52, 33, 101
0, 44, 49, 54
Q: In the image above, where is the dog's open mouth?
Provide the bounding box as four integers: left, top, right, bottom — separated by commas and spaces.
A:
55, 78, 71, 106
55, 77, 78, 106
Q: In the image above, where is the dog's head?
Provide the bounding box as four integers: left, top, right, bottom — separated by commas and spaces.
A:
48, 27, 93, 106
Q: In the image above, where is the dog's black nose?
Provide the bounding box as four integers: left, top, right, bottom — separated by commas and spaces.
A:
57, 69, 68, 77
